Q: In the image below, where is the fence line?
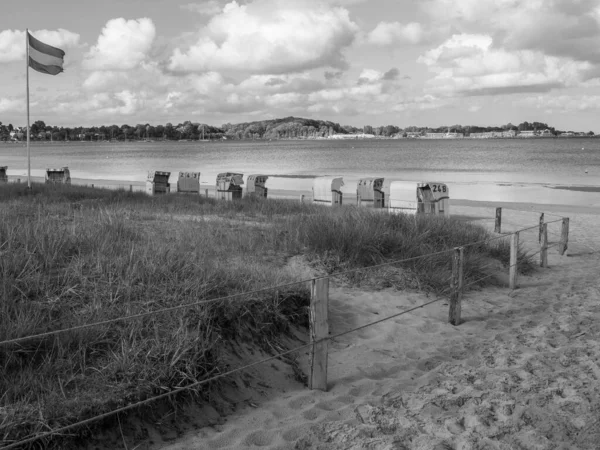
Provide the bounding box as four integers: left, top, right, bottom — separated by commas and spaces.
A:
0, 207, 575, 450
0, 214, 551, 348
0, 294, 450, 450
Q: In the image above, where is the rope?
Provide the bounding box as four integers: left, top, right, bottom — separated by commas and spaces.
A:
462, 272, 497, 289
328, 248, 455, 279
0, 296, 448, 450
1, 216, 567, 347
0, 279, 313, 347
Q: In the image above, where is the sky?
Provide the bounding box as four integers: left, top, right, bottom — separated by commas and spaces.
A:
1, 0, 600, 131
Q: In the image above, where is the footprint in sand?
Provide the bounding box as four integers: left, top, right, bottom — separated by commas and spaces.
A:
282, 425, 313, 442
206, 428, 244, 449
417, 321, 439, 333
405, 350, 421, 360
348, 382, 376, 398
417, 357, 445, 372
243, 430, 276, 447
288, 395, 316, 410
302, 407, 321, 420
358, 364, 401, 380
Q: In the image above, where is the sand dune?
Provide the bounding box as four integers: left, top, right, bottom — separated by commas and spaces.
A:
157, 205, 600, 450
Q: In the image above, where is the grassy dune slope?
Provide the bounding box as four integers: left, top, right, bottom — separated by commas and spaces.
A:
0, 183, 531, 448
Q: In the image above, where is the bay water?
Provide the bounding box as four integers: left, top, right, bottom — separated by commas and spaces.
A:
1, 138, 599, 207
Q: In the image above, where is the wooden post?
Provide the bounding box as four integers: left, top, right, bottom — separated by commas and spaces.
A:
357, 193, 361, 206
300, 194, 305, 203
494, 208, 502, 233
129, 184, 133, 192
205, 189, 209, 198
509, 232, 519, 289
538, 213, 544, 243
559, 218, 569, 256
448, 247, 464, 326
309, 277, 329, 391
540, 223, 548, 267
91, 184, 94, 188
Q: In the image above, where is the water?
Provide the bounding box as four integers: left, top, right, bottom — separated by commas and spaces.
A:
1, 138, 599, 207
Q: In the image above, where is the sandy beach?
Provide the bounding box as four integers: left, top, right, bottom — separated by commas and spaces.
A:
141, 203, 600, 450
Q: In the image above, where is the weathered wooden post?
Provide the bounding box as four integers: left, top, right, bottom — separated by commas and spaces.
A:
205, 189, 209, 198
559, 218, 569, 256
357, 193, 361, 206
129, 184, 133, 192
540, 223, 548, 267
509, 232, 519, 289
449, 247, 464, 326
494, 208, 502, 233
538, 213, 544, 243
309, 277, 329, 391
300, 194, 305, 203
91, 184, 94, 188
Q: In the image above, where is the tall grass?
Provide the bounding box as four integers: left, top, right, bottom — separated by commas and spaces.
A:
0, 183, 531, 448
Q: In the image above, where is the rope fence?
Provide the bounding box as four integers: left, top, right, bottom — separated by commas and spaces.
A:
0, 206, 581, 450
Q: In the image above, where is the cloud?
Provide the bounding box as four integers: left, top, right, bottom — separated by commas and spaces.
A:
83, 18, 156, 71
324, 71, 343, 81
382, 68, 400, 80
0, 97, 23, 113
367, 21, 426, 45
0, 29, 80, 63
518, 94, 600, 113
169, 0, 359, 74
357, 69, 384, 85
180, 1, 223, 16
418, 33, 593, 96
424, 0, 600, 63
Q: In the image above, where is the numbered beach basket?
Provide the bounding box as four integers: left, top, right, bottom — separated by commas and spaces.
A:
177, 172, 201, 194
384, 181, 450, 216
357, 177, 385, 208
146, 171, 171, 195
417, 182, 449, 216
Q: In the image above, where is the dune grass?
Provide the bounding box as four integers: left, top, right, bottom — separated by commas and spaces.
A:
0, 183, 532, 448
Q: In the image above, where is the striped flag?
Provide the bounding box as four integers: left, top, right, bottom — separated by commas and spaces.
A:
27, 32, 65, 75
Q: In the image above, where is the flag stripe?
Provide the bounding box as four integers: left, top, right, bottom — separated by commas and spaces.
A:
28, 32, 65, 59
29, 46, 63, 68
29, 57, 63, 75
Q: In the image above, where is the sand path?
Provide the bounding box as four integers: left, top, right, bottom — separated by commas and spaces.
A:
158, 206, 600, 450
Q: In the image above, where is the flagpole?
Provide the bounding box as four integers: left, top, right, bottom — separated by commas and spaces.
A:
26, 28, 31, 189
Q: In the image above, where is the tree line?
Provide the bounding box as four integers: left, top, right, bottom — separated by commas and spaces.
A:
0, 117, 594, 141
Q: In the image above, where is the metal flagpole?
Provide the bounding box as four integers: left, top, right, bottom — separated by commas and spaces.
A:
26, 28, 31, 189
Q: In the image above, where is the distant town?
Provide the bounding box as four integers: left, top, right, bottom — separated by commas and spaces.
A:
0, 116, 596, 142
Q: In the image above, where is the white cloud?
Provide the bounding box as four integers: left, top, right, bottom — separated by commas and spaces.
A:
169, 0, 359, 74
0, 97, 23, 113
424, 0, 600, 63
0, 29, 80, 63
367, 21, 426, 45
419, 33, 593, 96
83, 18, 156, 71
180, 1, 223, 16
357, 69, 384, 83
518, 94, 600, 113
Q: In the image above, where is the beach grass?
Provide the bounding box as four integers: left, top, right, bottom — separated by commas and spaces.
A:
0, 183, 532, 448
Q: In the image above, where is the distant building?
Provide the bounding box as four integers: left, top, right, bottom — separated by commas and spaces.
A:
469, 130, 516, 138
517, 130, 537, 138
329, 133, 376, 139
423, 131, 464, 139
